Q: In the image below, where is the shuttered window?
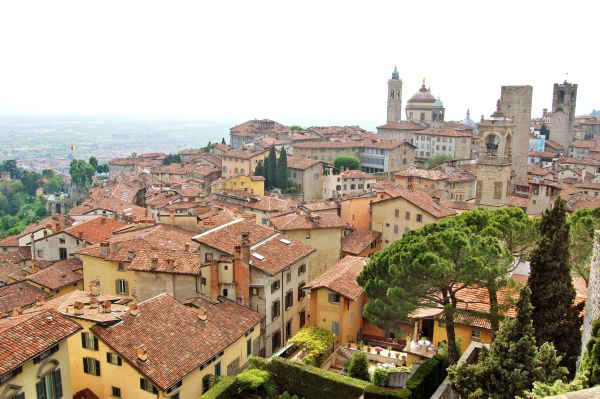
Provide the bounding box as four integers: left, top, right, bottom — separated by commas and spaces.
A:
83, 358, 101, 376
81, 332, 98, 350
115, 279, 129, 295
36, 369, 63, 399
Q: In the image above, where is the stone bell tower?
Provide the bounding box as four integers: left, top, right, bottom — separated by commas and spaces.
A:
387, 65, 403, 123
550, 81, 578, 151
476, 104, 514, 208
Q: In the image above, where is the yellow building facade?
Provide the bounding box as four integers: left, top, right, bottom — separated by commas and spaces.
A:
81, 255, 137, 299
211, 175, 265, 196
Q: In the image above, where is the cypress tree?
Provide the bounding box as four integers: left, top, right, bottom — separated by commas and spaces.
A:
267, 146, 277, 189
254, 159, 264, 178
528, 197, 583, 376
276, 147, 288, 189
221, 137, 226, 145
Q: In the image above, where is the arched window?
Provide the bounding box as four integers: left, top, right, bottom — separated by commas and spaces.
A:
557, 90, 565, 105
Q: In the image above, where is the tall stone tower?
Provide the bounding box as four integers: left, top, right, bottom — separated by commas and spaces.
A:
476, 107, 514, 208
550, 81, 578, 151
387, 66, 403, 123
499, 85, 532, 182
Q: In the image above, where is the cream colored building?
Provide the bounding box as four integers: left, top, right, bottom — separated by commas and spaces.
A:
221, 148, 268, 178
370, 190, 455, 248
287, 157, 325, 201
322, 170, 377, 199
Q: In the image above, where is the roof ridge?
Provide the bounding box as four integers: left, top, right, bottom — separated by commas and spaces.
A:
251, 233, 281, 250
192, 218, 243, 240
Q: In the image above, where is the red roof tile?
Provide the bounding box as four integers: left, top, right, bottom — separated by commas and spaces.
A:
269, 210, 346, 231
0, 310, 81, 375
341, 230, 381, 255
128, 250, 202, 275
0, 282, 49, 315
26, 258, 83, 290
372, 189, 456, 218
61, 217, 128, 244
304, 256, 367, 300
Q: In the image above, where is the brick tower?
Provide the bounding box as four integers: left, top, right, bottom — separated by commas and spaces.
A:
550, 81, 577, 151
499, 85, 532, 182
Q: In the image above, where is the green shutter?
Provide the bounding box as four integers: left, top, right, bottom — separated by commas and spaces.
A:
95, 359, 101, 376
93, 335, 98, 350
83, 358, 89, 374
115, 279, 120, 294
54, 369, 63, 398
124, 280, 129, 295
36, 380, 46, 399
81, 332, 86, 348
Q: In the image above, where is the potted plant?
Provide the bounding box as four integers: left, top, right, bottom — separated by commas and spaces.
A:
387, 346, 392, 357
374, 346, 384, 355
367, 345, 372, 353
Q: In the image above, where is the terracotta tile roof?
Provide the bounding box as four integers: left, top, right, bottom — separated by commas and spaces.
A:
415, 123, 473, 138
302, 201, 339, 212
230, 119, 289, 135
394, 166, 448, 180
0, 253, 27, 284
222, 148, 268, 160
372, 189, 456, 218
128, 250, 202, 275
0, 282, 49, 315
557, 157, 600, 167
175, 184, 206, 198
79, 224, 200, 262
248, 233, 316, 275
197, 208, 240, 229
528, 164, 554, 176
73, 388, 101, 399
342, 170, 377, 180
286, 156, 324, 170
178, 148, 201, 156
341, 230, 381, 255
570, 140, 594, 148
91, 294, 263, 390
440, 200, 476, 211
0, 235, 19, 247
377, 121, 425, 130
16, 215, 73, 239
529, 150, 559, 158
0, 309, 81, 376
26, 258, 83, 290
575, 182, 600, 190
193, 219, 276, 255
293, 137, 410, 150
544, 139, 564, 151
243, 196, 299, 213
304, 256, 367, 300
61, 217, 128, 244
269, 209, 347, 231
34, 290, 130, 324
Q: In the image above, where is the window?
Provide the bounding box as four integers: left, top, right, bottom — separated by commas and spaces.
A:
332, 321, 340, 335
271, 280, 280, 294
286, 319, 292, 340
117, 262, 126, 272
286, 272, 291, 284
59, 238, 66, 244
36, 369, 63, 399
394, 209, 399, 217
305, 230, 311, 239
299, 310, 306, 328
328, 292, 341, 304
33, 344, 59, 363
83, 357, 101, 376
416, 214, 423, 222
140, 378, 158, 394
405, 211, 410, 220
106, 352, 122, 365
112, 386, 122, 398
0, 366, 22, 384
59, 248, 67, 260
205, 252, 213, 261
271, 300, 281, 319
214, 362, 221, 377
298, 282, 306, 301
115, 279, 129, 295
272, 330, 281, 351
81, 332, 99, 350
250, 287, 259, 296
285, 290, 293, 310
247, 338, 252, 356
298, 264, 306, 276
202, 375, 212, 393
471, 328, 481, 341
166, 381, 182, 394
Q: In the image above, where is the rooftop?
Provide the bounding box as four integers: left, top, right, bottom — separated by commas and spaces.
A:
26, 258, 83, 290
128, 250, 202, 275
341, 230, 381, 255
0, 282, 49, 315
58, 217, 128, 245
304, 256, 367, 300
269, 209, 347, 231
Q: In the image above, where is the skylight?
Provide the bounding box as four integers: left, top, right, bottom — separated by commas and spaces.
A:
252, 253, 265, 260
279, 238, 292, 245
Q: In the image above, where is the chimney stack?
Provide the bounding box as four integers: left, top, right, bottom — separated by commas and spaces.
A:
234, 243, 250, 306
169, 208, 175, 225
12, 308, 23, 316
89, 297, 99, 309
99, 242, 109, 256
78, 231, 84, 240
165, 259, 175, 272
184, 243, 190, 252
210, 259, 219, 304
36, 295, 45, 307
197, 307, 207, 322
129, 304, 139, 317
101, 301, 112, 313
240, 232, 250, 265
89, 279, 101, 296
101, 217, 106, 225
136, 344, 148, 362
127, 250, 136, 261
44, 230, 48, 237
30, 233, 37, 261
151, 257, 158, 270
55, 222, 61, 232
74, 301, 85, 315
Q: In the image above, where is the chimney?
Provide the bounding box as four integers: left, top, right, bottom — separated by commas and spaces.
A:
240, 232, 250, 265
197, 307, 208, 322
210, 259, 219, 304
101, 301, 112, 313
36, 295, 45, 307
74, 301, 85, 315
99, 242, 109, 256
12, 308, 23, 316
234, 244, 250, 306
89, 279, 101, 296
184, 243, 190, 252
151, 257, 158, 270
55, 222, 61, 232
169, 208, 175, 225
165, 259, 175, 272
136, 344, 148, 362
129, 303, 139, 317
44, 230, 48, 237
89, 297, 99, 309
127, 250, 136, 261
101, 217, 106, 225
78, 231, 84, 240
45, 223, 52, 230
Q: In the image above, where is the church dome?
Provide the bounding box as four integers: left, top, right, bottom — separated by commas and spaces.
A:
461, 109, 477, 129
407, 82, 436, 103
433, 98, 444, 108
391, 65, 399, 80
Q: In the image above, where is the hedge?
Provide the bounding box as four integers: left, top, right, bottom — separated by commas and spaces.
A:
199, 376, 237, 399
363, 384, 412, 399
266, 357, 369, 399
404, 355, 448, 399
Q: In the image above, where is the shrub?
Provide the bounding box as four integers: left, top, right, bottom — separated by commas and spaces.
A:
236, 369, 271, 390
404, 355, 448, 399
199, 376, 237, 399
363, 384, 412, 399
266, 357, 368, 399
371, 368, 389, 387
248, 355, 268, 370
347, 352, 370, 381
334, 155, 360, 171
289, 326, 335, 366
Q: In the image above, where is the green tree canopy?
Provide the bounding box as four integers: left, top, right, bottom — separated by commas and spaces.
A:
425, 154, 453, 170
347, 352, 370, 381
267, 146, 277, 188
69, 159, 95, 188
162, 154, 182, 165
88, 156, 99, 172
528, 198, 583, 376
580, 317, 600, 387
540, 124, 550, 139
358, 215, 509, 365
568, 207, 600, 285
449, 286, 568, 399
334, 156, 360, 171
276, 147, 288, 189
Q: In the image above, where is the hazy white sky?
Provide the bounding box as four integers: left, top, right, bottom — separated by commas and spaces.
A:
0, 0, 597, 127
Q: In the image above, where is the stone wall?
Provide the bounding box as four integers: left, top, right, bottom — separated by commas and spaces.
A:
500, 85, 532, 182
579, 230, 600, 365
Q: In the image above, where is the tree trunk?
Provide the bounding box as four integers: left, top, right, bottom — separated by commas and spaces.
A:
444, 308, 459, 365
488, 284, 499, 341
